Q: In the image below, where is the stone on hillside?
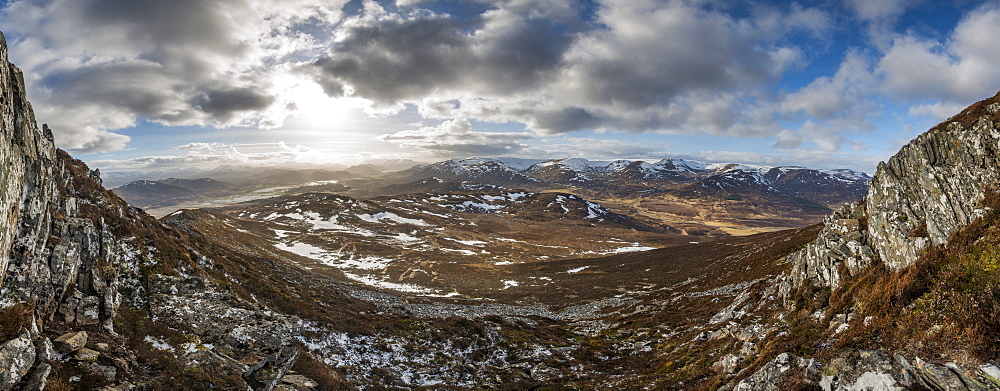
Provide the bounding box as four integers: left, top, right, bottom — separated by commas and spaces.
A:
58, 295, 80, 324
282, 374, 318, 389
74, 347, 100, 361
53, 331, 87, 353
86, 362, 117, 381
36, 337, 57, 361
21, 363, 51, 391
75, 295, 101, 326
0, 332, 36, 390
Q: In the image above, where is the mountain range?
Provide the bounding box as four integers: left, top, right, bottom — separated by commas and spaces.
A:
4, 30, 1000, 390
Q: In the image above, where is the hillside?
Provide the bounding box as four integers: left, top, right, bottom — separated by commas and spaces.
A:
5, 24, 1000, 390
384, 156, 870, 234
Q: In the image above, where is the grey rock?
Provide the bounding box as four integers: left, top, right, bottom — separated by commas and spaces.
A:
783, 93, 1000, 295
0, 331, 35, 390
739, 350, 1000, 391
35, 337, 57, 361
86, 362, 117, 382
712, 353, 741, 374
980, 364, 1000, 385
282, 374, 318, 389
74, 347, 100, 361
97, 382, 136, 391
20, 362, 51, 391
75, 295, 101, 326
734, 353, 814, 391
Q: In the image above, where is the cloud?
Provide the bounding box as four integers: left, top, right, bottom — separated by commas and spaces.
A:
175, 142, 229, 150
907, 102, 967, 120
379, 118, 535, 156
877, 3, 1000, 103
311, 0, 826, 137
0, 0, 348, 152
846, 0, 916, 21
97, 141, 360, 174
782, 51, 879, 121
772, 130, 804, 150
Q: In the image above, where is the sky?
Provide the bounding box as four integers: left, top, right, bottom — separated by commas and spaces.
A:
1, 0, 999, 176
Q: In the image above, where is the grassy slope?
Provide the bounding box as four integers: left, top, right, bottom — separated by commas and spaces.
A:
761, 190, 1000, 374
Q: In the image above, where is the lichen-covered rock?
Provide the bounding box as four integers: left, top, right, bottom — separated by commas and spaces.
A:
734, 353, 816, 391
737, 350, 1000, 391
785, 92, 1000, 291
0, 331, 36, 390
53, 331, 88, 353
74, 347, 100, 361
281, 374, 318, 389
867, 112, 1000, 269
20, 362, 51, 391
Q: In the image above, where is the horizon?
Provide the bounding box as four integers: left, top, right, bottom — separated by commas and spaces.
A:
2, 0, 999, 176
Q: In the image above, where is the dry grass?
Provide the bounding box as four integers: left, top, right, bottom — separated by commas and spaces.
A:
0, 302, 33, 342
930, 91, 1000, 133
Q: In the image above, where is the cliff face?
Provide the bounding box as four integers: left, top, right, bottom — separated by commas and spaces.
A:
867, 104, 1000, 269
785, 92, 1000, 291
740, 93, 1000, 390
0, 30, 136, 389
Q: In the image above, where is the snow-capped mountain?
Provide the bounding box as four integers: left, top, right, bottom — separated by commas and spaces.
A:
399, 157, 869, 202
403, 157, 542, 186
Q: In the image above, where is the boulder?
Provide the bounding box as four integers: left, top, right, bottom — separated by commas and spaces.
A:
53, 331, 87, 353
76, 296, 101, 326
0, 332, 36, 390
281, 374, 318, 389
74, 347, 100, 361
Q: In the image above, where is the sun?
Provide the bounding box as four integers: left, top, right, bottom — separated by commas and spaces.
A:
270, 74, 365, 131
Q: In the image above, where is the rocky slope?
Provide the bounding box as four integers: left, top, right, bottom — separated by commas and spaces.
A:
786, 92, 1000, 290
0, 31, 365, 390
5, 21, 1000, 389
727, 91, 1000, 389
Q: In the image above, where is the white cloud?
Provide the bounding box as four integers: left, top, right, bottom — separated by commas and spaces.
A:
311, 0, 827, 139
379, 118, 536, 156
877, 3, 1000, 103
0, 0, 349, 152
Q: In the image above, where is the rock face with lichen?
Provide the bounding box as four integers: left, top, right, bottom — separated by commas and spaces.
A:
784, 92, 1000, 292
741, 93, 1000, 389
0, 29, 332, 390
866, 104, 1000, 269
0, 30, 128, 390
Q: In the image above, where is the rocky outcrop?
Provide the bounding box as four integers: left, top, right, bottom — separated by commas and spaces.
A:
785, 92, 1000, 291
737, 351, 1000, 391
0, 332, 35, 390
867, 105, 1000, 269
784, 203, 875, 290
0, 30, 43, 283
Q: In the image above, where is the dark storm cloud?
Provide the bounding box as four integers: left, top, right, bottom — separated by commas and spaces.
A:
197, 88, 276, 119
81, 0, 243, 56
312, 1, 578, 106
314, 15, 476, 103
311, 0, 813, 136
522, 106, 604, 134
